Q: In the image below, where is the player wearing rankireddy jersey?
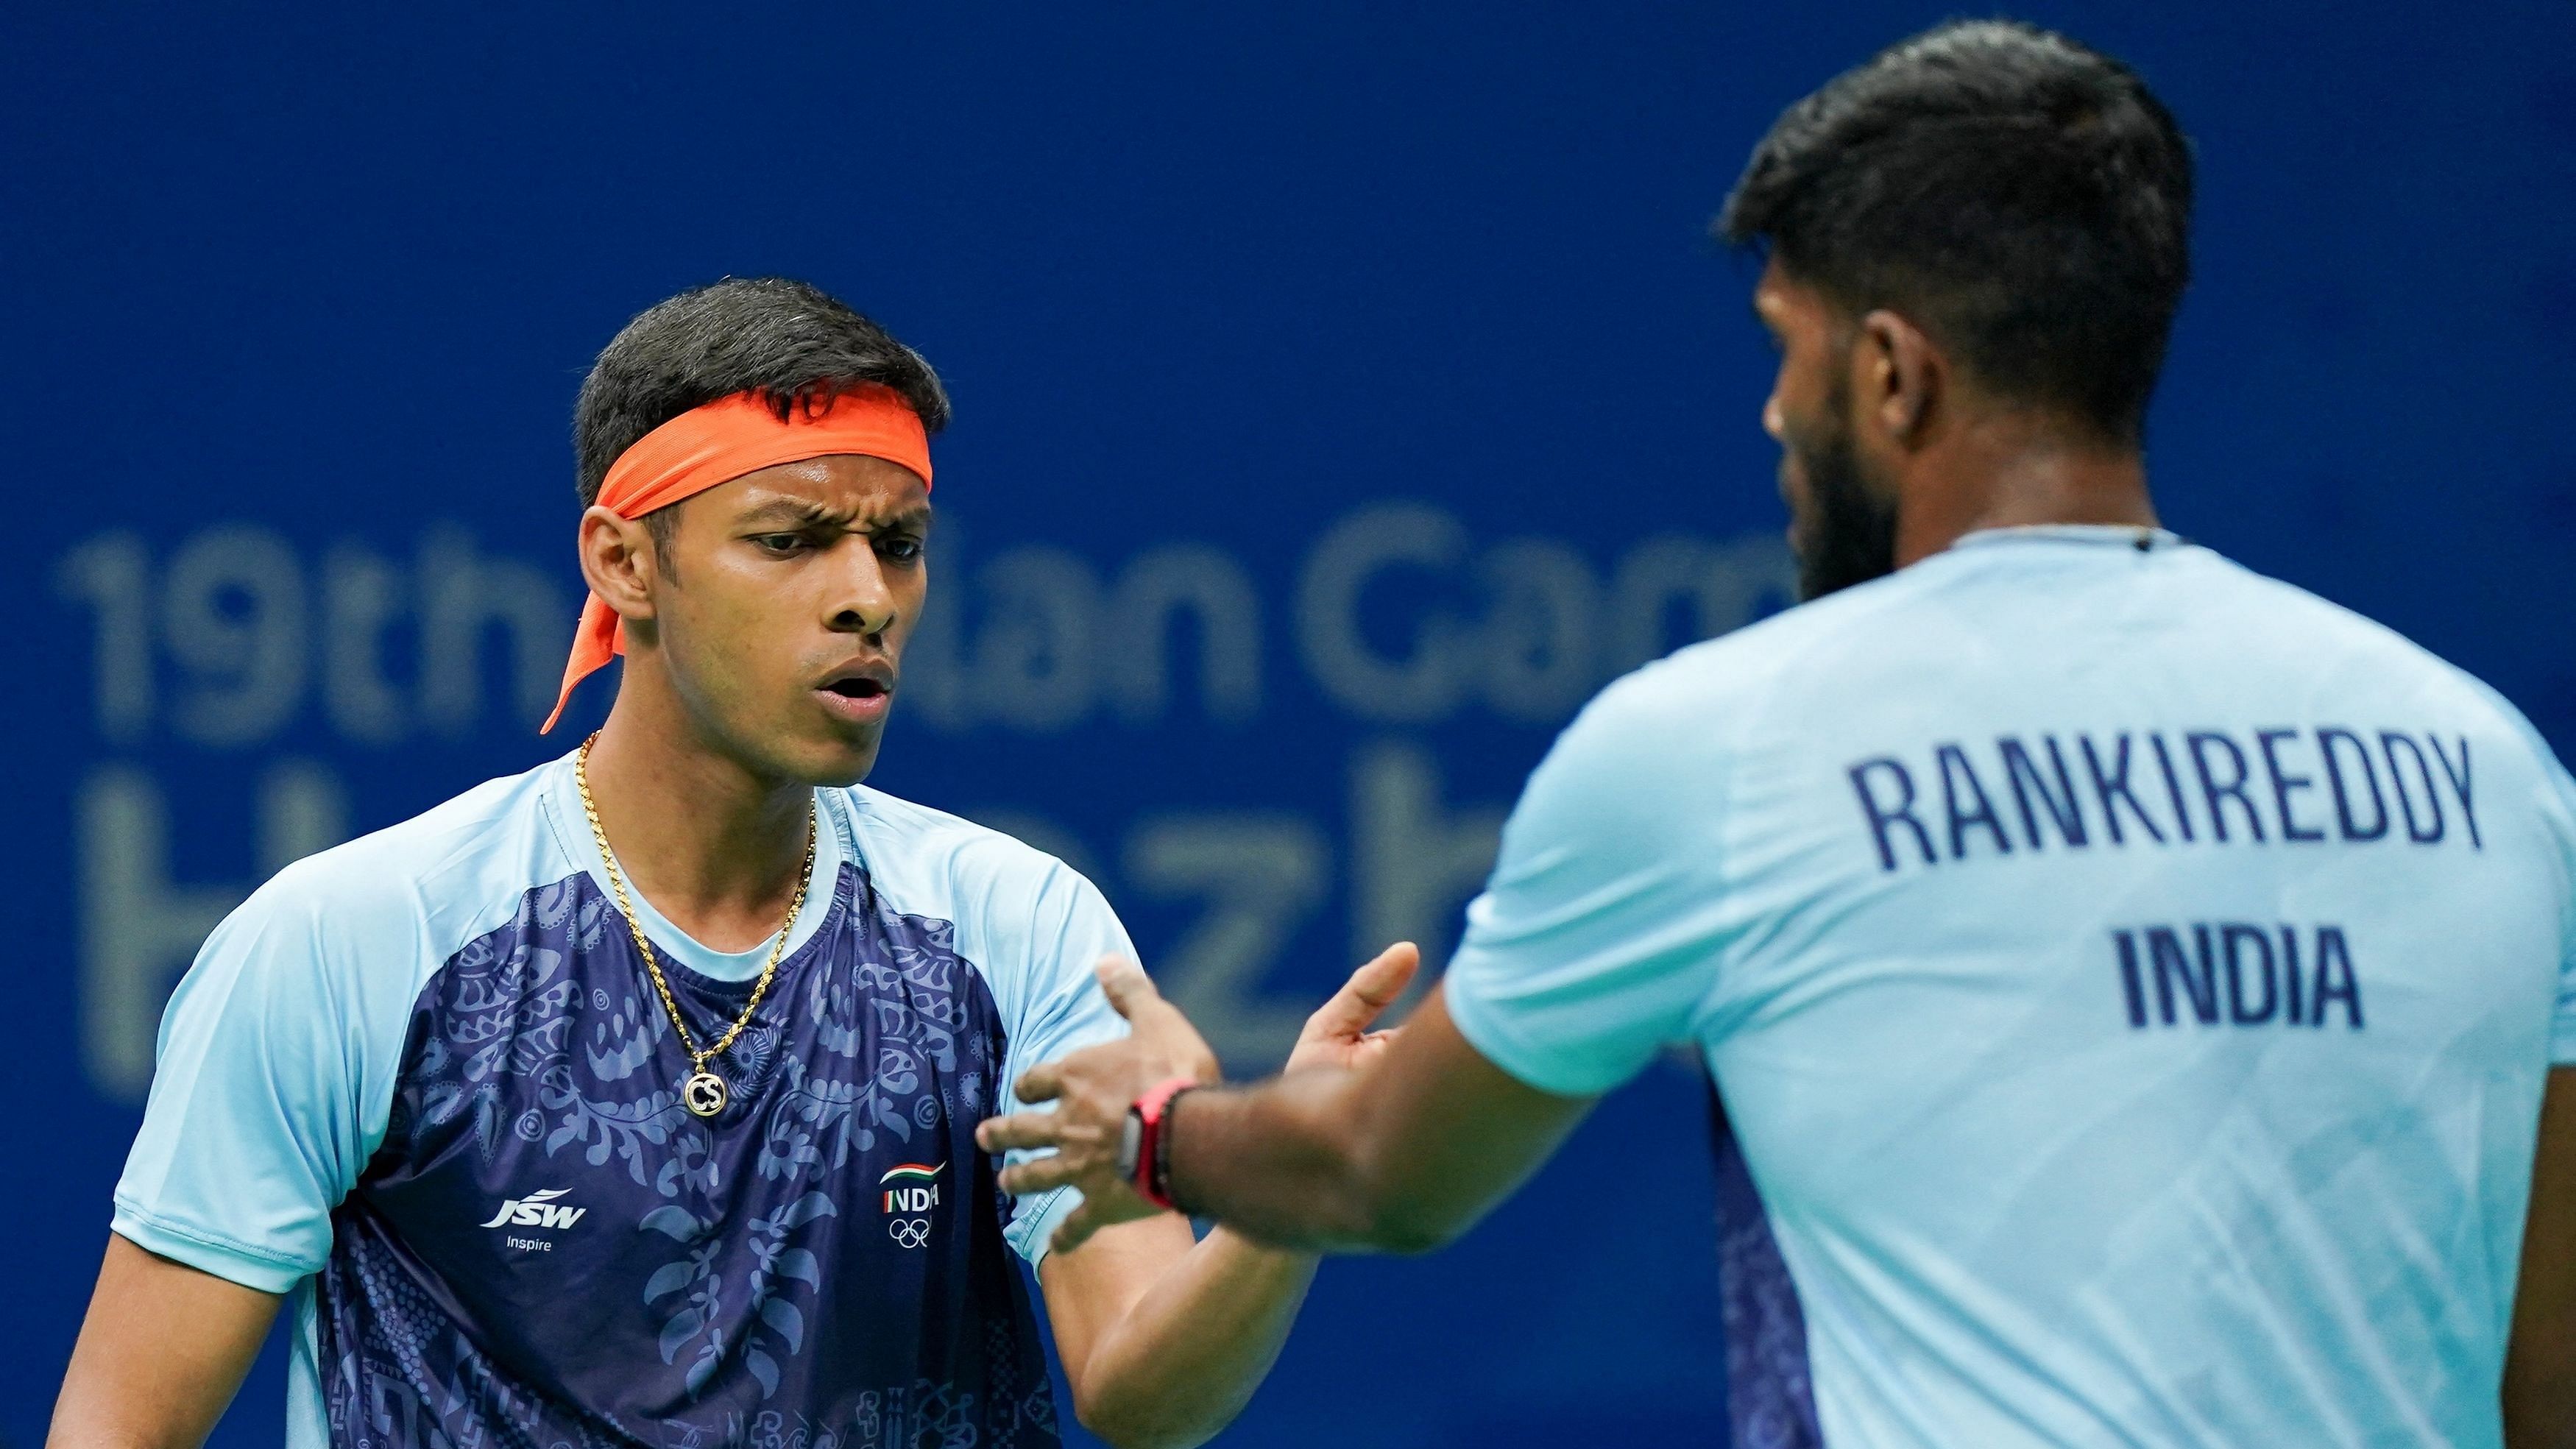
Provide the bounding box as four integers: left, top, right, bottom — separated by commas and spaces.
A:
980, 23, 2576, 1449
52, 279, 1406, 1449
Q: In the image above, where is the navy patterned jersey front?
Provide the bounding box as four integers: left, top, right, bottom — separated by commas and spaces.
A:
113, 754, 1133, 1448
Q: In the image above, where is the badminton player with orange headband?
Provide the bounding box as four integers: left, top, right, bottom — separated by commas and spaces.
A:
52, 277, 1400, 1449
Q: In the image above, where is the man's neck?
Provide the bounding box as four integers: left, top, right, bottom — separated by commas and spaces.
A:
580, 685, 815, 954
1893, 415, 2156, 568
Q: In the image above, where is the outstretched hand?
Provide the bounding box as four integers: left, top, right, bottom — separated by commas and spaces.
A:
977, 943, 1421, 1255
1282, 940, 1419, 1075
977, 957, 1218, 1253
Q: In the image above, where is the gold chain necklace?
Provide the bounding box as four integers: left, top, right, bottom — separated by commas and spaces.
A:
573, 732, 816, 1119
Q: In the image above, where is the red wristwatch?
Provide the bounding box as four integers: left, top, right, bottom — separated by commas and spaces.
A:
1118, 1076, 1199, 1212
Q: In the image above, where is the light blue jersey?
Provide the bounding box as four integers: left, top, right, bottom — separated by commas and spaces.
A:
111, 756, 1130, 1446
1443, 526, 2576, 1448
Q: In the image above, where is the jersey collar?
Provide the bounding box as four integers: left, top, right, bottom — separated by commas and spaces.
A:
1947, 522, 2188, 553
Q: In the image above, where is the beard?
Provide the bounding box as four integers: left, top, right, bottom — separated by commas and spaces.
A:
1787, 403, 1900, 603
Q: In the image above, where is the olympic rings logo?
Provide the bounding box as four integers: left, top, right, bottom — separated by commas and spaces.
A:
888, 1218, 933, 1250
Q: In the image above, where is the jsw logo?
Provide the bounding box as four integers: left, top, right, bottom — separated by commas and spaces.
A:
481, 1188, 586, 1230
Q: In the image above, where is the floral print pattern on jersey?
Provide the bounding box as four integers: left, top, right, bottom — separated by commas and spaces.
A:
315, 862, 1058, 1449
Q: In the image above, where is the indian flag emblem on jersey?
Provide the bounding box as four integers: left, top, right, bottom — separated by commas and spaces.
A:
880, 1162, 944, 1214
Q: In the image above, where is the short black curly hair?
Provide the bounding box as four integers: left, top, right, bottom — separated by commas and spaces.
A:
1719, 20, 2193, 445
573, 276, 950, 509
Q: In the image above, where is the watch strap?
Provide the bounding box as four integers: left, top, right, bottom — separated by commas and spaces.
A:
1126, 1075, 1200, 1211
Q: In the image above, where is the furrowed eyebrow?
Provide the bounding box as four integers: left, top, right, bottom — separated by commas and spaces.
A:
735, 498, 840, 528
735, 498, 933, 532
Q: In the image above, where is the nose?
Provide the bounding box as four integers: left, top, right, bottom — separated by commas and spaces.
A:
1763, 390, 1786, 443
827, 545, 899, 640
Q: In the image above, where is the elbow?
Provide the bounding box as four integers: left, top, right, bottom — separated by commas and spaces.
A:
1066, 1357, 1249, 1449
1071, 1414, 1183, 1449
1336, 1144, 1470, 1255
1073, 1395, 1225, 1449
1359, 1198, 1467, 1256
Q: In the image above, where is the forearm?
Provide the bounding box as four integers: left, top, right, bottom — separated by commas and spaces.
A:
1164, 1069, 1429, 1253
1007, 968, 1588, 1442
1068, 1227, 1318, 1449
1153, 990, 1599, 1254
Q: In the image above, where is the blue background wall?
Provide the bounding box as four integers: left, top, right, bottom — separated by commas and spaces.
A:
7, 3, 2573, 1443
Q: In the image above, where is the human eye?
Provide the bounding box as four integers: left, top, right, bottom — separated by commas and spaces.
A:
751, 532, 813, 556
876, 534, 925, 564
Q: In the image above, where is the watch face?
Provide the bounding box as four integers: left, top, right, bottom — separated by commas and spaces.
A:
1116, 1110, 1146, 1182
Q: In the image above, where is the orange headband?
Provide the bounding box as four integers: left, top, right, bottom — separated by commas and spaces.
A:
542, 386, 933, 732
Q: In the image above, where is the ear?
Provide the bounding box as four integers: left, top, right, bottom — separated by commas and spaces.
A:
1852, 309, 1945, 448
576, 506, 662, 625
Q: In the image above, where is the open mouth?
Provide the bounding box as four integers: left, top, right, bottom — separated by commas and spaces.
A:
815, 665, 896, 723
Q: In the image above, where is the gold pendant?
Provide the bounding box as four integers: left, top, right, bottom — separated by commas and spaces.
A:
682, 1069, 729, 1118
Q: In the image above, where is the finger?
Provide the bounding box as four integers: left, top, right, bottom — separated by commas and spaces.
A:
1051, 1199, 1111, 1256
1306, 941, 1422, 1037
1012, 1062, 1063, 1105
1093, 956, 1166, 1022
998, 1154, 1083, 1197
1346, 940, 1421, 1010
976, 1112, 1063, 1153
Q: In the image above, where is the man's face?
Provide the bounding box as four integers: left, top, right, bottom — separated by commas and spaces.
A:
1753, 261, 1900, 601
645, 453, 930, 786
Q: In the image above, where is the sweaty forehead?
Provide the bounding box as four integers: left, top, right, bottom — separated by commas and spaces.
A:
714, 454, 932, 525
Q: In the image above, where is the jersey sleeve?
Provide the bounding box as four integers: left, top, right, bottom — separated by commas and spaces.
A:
1443, 669, 1735, 1097
995, 862, 1139, 1265
110, 860, 396, 1294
